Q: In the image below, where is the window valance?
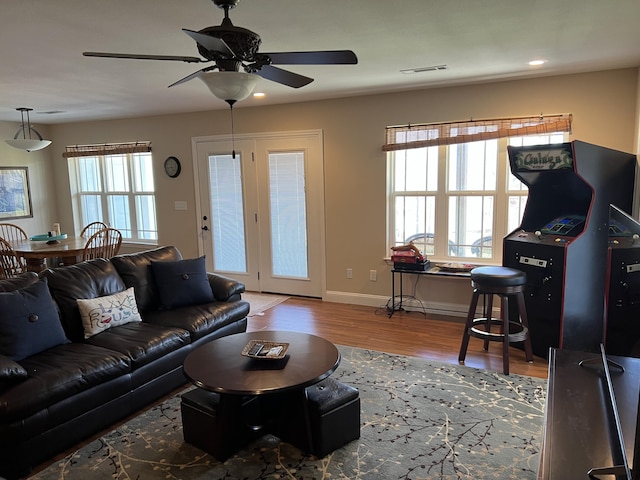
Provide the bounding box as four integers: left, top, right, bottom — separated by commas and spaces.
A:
63, 141, 152, 158
382, 114, 572, 152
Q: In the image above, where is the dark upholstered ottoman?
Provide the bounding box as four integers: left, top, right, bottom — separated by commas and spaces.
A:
181, 388, 262, 460
306, 377, 360, 457
181, 378, 360, 459
181, 388, 221, 454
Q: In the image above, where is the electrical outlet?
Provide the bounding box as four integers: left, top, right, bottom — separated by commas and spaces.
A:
346, 268, 353, 279
369, 269, 377, 281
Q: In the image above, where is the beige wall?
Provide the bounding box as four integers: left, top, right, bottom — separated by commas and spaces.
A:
0, 122, 56, 235
2, 68, 639, 314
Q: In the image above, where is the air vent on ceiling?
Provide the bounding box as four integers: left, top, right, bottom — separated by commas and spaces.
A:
401, 65, 448, 74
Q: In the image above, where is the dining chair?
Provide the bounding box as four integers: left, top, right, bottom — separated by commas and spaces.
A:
80, 221, 109, 238
82, 228, 123, 261
0, 237, 27, 278
0, 223, 28, 244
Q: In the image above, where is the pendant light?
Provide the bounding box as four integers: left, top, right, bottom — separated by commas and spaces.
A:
199, 71, 259, 158
4, 107, 52, 152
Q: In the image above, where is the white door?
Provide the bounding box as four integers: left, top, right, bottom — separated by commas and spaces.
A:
194, 130, 325, 297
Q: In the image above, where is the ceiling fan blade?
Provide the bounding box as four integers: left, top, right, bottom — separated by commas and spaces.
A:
261, 50, 358, 65
256, 65, 313, 88
83, 52, 205, 63
168, 66, 217, 88
182, 29, 235, 57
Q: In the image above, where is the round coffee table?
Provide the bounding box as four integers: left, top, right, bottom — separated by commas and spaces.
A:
184, 330, 340, 394
182, 331, 341, 460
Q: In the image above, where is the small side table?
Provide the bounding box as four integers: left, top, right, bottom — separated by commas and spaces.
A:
389, 266, 472, 317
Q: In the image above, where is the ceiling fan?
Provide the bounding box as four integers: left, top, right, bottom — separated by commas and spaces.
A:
83, 0, 358, 92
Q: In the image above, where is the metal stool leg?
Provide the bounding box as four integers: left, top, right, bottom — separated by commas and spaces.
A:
501, 294, 510, 375
483, 293, 494, 351
516, 291, 534, 363
458, 289, 480, 364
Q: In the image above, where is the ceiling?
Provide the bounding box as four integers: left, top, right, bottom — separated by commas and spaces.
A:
2, 0, 640, 125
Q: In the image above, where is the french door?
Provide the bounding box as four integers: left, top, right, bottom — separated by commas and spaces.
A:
194, 130, 325, 297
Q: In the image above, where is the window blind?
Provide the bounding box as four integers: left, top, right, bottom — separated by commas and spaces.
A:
382, 114, 572, 152
63, 141, 152, 158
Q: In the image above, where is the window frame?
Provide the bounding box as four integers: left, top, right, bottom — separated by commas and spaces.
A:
68, 150, 158, 243
388, 133, 568, 263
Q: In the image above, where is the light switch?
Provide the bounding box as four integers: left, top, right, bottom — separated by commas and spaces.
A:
174, 201, 188, 210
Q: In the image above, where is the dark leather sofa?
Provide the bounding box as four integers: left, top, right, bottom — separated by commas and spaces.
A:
0, 246, 249, 479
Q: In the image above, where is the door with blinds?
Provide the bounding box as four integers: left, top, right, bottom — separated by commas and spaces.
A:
194, 130, 325, 297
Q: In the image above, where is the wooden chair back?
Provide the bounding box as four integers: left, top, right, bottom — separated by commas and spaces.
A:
82, 228, 123, 261
0, 223, 28, 244
80, 221, 109, 238
0, 237, 26, 279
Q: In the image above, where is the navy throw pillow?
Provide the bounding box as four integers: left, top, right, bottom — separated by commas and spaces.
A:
0, 278, 69, 361
150, 256, 215, 309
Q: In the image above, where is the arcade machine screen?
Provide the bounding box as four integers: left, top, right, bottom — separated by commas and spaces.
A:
540, 215, 585, 237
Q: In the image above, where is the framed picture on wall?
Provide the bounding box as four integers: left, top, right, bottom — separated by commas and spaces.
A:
0, 167, 33, 219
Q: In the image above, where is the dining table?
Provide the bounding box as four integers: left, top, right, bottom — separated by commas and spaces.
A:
9, 236, 88, 272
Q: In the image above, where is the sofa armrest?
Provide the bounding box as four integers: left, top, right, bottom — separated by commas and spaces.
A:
207, 273, 245, 302
0, 355, 27, 380
0, 354, 28, 393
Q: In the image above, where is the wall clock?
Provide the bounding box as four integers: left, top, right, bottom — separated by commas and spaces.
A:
164, 156, 181, 178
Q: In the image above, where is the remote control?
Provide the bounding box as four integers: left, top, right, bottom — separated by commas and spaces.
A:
247, 343, 263, 356
266, 346, 283, 357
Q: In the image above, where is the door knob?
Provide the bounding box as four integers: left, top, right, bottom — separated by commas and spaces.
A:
201, 226, 209, 231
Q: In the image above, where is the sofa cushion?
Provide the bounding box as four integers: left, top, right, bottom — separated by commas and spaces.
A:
0, 342, 131, 423
0, 278, 69, 361
85, 322, 191, 369
111, 246, 182, 312
77, 287, 142, 339
41, 258, 127, 342
150, 256, 214, 309
143, 299, 250, 342
0, 271, 39, 292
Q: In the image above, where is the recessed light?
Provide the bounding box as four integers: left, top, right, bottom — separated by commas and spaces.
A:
528, 60, 546, 66
253, 92, 265, 98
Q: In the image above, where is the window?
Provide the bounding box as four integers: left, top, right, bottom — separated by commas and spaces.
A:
385, 115, 571, 263
65, 143, 157, 242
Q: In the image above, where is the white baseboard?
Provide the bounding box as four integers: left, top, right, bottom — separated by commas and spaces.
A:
323, 290, 470, 319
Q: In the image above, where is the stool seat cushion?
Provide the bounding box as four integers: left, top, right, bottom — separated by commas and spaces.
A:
470, 266, 526, 287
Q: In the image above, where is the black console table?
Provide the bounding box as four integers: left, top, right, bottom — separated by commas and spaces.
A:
389, 266, 471, 317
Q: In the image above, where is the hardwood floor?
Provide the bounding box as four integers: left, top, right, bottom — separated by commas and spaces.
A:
247, 296, 549, 379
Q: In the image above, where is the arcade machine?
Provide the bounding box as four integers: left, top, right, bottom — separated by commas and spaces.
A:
606, 205, 640, 356
503, 140, 636, 358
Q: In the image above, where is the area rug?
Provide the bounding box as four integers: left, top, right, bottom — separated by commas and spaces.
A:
244, 292, 290, 317
29, 346, 546, 480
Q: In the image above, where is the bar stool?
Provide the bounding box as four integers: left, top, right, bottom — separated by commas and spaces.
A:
458, 266, 533, 375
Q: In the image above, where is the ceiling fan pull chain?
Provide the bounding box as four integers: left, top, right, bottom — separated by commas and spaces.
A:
227, 100, 236, 159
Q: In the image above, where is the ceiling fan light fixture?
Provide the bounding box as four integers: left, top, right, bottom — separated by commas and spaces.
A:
4, 107, 52, 152
199, 71, 259, 104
